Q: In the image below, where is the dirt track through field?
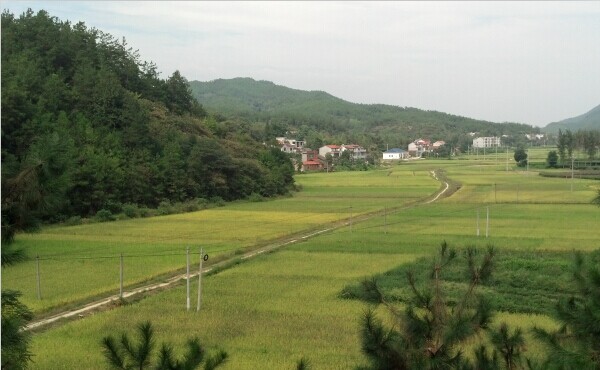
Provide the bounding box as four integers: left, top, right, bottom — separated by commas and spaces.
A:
26, 169, 453, 331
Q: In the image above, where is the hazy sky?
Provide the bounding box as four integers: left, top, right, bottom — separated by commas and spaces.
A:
4, 1, 600, 126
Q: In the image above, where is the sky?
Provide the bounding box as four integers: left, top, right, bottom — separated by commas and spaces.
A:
3, 1, 600, 127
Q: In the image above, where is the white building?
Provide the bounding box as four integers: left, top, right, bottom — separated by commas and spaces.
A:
382, 148, 409, 160
341, 144, 368, 160
319, 145, 342, 158
472, 137, 501, 148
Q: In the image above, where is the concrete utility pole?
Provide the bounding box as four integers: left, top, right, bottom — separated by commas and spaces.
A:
186, 247, 190, 311
36, 255, 41, 300
476, 210, 480, 237
197, 248, 203, 312
506, 147, 509, 172
120, 253, 123, 299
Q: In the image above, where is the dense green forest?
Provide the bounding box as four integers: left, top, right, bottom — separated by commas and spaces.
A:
544, 104, 600, 134
189, 78, 539, 151
1, 10, 295, 240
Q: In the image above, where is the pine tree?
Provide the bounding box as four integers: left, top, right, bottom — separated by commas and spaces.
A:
359, 242, 496, 370
102, 321, 228, 370
533, 252, 600, 369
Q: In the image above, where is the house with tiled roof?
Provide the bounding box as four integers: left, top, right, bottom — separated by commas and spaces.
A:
382, 148, 409, 160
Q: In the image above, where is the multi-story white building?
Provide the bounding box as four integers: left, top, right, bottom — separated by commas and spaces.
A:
341, 144, 368, 160
472, 137, 501, 148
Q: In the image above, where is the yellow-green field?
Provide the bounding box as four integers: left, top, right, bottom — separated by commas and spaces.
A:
2, 168, 439, 313
5, 155, 600, 369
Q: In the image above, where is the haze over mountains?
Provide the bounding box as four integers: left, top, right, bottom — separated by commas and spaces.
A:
543, 105, 600, 134
191, 78, 599, 139
189, 78, 537, 143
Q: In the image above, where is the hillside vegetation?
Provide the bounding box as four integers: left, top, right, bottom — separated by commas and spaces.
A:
1, 10, 294, 241
190, 78, 538, 150
544, 104, 600, 134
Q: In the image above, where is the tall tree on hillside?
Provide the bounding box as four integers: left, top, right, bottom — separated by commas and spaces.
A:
165, 70, 194, 115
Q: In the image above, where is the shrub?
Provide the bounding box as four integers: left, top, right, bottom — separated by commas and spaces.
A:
209, 196, 225, 207
157, 200, 174, 215
248, 193, 265, 202
64, 216, 82, 226
122, 203, 139, 218
95, 209, 115, 222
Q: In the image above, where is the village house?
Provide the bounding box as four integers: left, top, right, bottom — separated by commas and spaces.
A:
407, 139, 431, 157
277, 137, 305, 154
382, 148, 409, 160
432, 141, 446, 150
319, 144, 368, 161
300, 149, 323, 172
340, 144, 368, 160
319, 144, 342, 158
472, 137, 501, 148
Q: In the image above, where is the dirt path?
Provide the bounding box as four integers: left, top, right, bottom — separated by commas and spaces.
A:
26, 169, 454, 331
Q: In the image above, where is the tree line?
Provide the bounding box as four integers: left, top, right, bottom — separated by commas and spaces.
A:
1, 9, 295, 242
557, 129, 600, 163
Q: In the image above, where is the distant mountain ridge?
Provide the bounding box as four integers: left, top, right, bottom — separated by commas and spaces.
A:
189, 78, 536, 142
544, 105, 600, 133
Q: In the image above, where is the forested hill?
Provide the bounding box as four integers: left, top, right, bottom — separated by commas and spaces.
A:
1, 10, 294, 240
190, 78, 537, 147
543, 105, 600, 134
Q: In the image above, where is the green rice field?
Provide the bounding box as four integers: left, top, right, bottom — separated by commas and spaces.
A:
4, 153, 599, 369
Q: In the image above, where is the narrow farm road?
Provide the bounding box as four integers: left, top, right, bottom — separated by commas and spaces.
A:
26, 169, 456, 331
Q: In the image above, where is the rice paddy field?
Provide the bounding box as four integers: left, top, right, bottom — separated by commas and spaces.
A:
2, 168, 438, 314
4, 152, 600, 369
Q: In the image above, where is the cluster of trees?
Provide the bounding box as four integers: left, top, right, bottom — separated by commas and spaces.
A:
557, 129, 600, 163
359, 243, 600, 370
1, 9, 295, 241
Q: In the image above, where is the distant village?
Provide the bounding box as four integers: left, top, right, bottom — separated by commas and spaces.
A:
276, 133, 544, 172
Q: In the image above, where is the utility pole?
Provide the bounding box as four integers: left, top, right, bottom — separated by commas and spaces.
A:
476, 210, 480, 237
517, 183, 520, 203
350, 206, 353, 232
120, 253, 123, 299
197, 248, 203, 312
506, 146, 509, 172
486, 206, 489, 238
36, 255, 41, 300
186, 247, 190, 311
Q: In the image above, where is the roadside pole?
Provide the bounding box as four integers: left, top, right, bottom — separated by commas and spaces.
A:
476, 210, 480, 237
186, 247, 190, 311
120, 253, 123, 299
197, 248, 203, 312
36, 256, 41, 300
